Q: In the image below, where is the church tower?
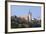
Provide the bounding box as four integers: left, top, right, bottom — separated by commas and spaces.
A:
28, 10, 32, 22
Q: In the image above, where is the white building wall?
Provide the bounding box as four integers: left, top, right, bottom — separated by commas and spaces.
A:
29, 14, 32, 22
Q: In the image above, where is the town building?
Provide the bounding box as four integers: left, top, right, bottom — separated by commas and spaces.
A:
18, 10, 32, 22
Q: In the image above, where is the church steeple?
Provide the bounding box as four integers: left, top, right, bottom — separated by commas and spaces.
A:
29, 10, 32, 15
28, 9, 32, 22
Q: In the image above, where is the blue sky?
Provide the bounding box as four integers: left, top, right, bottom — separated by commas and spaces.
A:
11, 5, 41, 19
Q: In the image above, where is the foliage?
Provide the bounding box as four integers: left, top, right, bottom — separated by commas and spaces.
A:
11, 16, 41, 28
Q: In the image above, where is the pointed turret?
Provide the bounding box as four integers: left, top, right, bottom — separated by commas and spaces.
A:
28, 10, 32, 22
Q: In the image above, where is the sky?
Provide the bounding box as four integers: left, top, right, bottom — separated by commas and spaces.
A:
11, 5, 41, 19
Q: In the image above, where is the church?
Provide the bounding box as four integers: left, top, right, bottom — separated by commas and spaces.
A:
18, 10, 32, 22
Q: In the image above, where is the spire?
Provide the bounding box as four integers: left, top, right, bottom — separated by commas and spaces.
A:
28, 9, 32, 15
28, 9, 32, 22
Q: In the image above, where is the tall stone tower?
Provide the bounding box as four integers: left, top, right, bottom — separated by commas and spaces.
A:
28, 10, 32, 22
